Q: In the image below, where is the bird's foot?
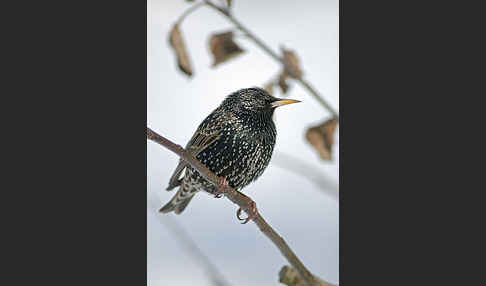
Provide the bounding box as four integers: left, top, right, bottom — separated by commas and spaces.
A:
214, 176, 229, 198
236, 199, 258, 224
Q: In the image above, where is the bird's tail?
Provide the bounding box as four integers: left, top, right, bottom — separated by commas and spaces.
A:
159, 186, 197, 214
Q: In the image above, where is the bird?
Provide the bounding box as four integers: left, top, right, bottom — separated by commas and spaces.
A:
159, 87, 300, 217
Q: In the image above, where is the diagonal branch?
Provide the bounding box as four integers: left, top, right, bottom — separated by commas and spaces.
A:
176, 1, 206, 25
202, 0, 338, 118
160, 215, 232, 286
271, 151, 339, 200
147, 127, 332, 286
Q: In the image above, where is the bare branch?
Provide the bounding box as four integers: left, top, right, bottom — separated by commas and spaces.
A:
176, 1, 206, 25
271, 152, 339, 201
147, 127, 331, 286
149, 192, 231, 286
161, 215, 232, 286
203, 0, 338, 118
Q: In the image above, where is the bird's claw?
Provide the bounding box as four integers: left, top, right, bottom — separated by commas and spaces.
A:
214, 176, 229, 198
236, 201, 257, 224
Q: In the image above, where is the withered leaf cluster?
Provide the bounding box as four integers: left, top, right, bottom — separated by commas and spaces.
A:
278, 47, 303, 94
279, 265, 305, 286
305, 117, 338, 161
282, 48, 303, 79
263, 81, 274, 95
209, 31, 245, 67
278, 72, 290, 94
169, 24, 193, 77
169, 25, 245, 75
280, 265, 333, 286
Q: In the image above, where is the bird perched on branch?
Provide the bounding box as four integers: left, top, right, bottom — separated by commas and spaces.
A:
160, 87, 300, 219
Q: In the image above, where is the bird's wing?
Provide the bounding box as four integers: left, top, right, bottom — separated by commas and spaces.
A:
166, 114, 224, 190
166, 160, 186, 191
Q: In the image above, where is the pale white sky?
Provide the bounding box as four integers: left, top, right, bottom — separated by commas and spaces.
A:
147, 0, 339, 285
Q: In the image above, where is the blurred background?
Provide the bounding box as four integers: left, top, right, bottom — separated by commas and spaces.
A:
147, 0, 338, 285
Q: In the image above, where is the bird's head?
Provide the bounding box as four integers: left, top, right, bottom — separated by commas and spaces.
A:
222, 87, 300, 117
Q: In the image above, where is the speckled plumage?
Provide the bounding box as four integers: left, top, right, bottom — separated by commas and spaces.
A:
160, 87, 297, 214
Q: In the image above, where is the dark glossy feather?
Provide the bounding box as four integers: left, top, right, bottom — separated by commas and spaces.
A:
161, 87, 280, 214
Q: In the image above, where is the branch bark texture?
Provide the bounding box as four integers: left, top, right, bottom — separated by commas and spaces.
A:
147, 127, 330, 286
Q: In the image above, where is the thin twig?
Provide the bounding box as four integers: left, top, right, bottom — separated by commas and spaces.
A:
147, 127, 331, 286
161, 215, 232, 286
271, 151, 339, 201
176, 1, 206, 25
149, 193, 231, 285
202, 0, 338, 118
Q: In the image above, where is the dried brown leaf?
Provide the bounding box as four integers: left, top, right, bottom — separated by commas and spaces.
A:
209, 31, 244, 67
279, 266, 305, 286
279, 266, 335, 286
278, 71, 290, 94
169, 24, 193, 77
264, 82, 274, 95
305, 117, 338, 161
281, 47, 303, 79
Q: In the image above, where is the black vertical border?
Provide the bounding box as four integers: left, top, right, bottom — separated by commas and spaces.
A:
339, 0, 482, 284
6, 1, 149, 284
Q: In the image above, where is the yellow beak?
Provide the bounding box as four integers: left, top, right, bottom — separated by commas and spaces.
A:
270, 99, 301, 108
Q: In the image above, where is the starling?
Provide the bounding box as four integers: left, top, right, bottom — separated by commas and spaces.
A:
160, 87, 300, 216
